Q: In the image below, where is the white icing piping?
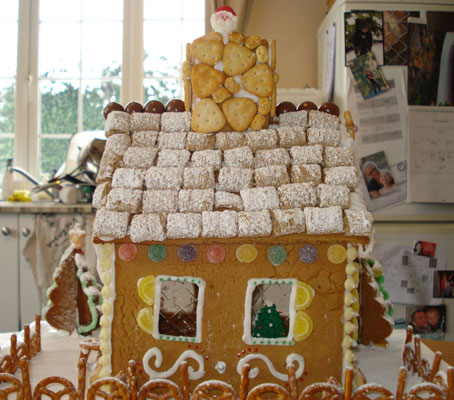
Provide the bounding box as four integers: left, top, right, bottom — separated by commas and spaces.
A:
357, 229, 376, 258
236, 353, 305, 381
143, 348, 205, 380
215, 361, 227, 374
94, 243, 116, 378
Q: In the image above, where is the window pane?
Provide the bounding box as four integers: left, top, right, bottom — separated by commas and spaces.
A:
182, 1, 205, 20
40, 80, 79, 134
144, 0, 182, 20
0, 80, 15, 134
144, 78, 181, 105
182, 20, 205, 43
81, 0, 122, 21
40, 0, 81, 22
39, 22, 80, 78
0, 23, 18, 77
40, 137, 71, 181
81, 22, 122, 78
0, 1, 18, 22
82, 80, 121, 131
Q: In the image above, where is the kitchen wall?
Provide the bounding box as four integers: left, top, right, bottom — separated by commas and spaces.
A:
243, 0, 327, 88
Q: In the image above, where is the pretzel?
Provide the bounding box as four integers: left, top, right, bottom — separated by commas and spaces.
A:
19, 356, 32, 399
429, 352, 442, 382
0, 353, 14, 374
351, 383, 393, 400
128, 360, 138, 400
33, 376, 77, 400
403, 346, 417, 374
80, 337, 102, 361
180, 361, 190, 400
239, 364, 251, 400
0, 372, 25, 398
137, 378, 182, 400
87, 377, 131, 400
77, 352, 89, 400
406, 382, 446, 400
286, 364, 297, 400
299, 383, 344, 400
192, 380, 237, 400
246, 383, 290, 400
395, 367, 406, 400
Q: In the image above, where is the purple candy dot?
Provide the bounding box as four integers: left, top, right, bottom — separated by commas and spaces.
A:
178, 245, 197, 262
299, 245, 318, 264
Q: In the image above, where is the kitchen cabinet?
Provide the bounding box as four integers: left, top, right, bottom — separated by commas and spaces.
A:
0, 213, 41, 332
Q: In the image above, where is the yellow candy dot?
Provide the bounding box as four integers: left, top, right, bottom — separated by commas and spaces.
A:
102, 273, 112, 285
236, 244, 258, 263
327, 244, 347, 264
137, 307, 154, 335
352, 300, 360, 312
344, 349, 355, 363
100, 316, 109, 328
295, 281, 315, 310
102, 302, 112, 316
342, 335, 353, 349
99, 355, 110, 367
100, 342, 109, 354
294, 311, 313, 341
137, 275, 155, 306
353, 271, 360, 284
101, 286, 111, 299
346, 246, 358, 261
100, 328, 109, 341
351, 288, 359, 299
344, 293, 355, 306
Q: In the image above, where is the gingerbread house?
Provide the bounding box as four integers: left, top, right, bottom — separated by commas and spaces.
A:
91, 25, 393, 390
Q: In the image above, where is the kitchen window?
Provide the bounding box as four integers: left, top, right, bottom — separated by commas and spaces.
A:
1, 0, 204, 186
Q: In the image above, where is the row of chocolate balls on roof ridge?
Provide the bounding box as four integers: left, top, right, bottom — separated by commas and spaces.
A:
103, 99, 340, 120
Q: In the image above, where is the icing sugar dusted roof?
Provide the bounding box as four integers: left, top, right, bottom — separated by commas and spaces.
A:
92, 109, 373, 243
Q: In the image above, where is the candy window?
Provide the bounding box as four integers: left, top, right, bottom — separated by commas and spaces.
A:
243, 279, 297, 346
154, 275, 206, 343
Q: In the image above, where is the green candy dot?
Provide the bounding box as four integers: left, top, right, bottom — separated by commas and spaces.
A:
267, 245, 287, 266
148, 245, 166, 263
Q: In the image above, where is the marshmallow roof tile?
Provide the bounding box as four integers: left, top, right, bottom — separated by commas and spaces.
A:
94, 110, 373, 242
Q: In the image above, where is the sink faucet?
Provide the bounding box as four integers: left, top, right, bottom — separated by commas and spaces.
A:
6, 159, 55, 199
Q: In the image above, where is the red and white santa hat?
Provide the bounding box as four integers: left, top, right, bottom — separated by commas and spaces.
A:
214, 6, 237, 16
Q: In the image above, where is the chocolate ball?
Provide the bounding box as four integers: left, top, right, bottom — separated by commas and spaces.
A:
275, 101, 296, 117
166, 99, 185, 113
125, 101, 143, 114
319, 102, 340, 117
297, 101, 318, 112
144, 100, 165, 114
103, 102, 124, 119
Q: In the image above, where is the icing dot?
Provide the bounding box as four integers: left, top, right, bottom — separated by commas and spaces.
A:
327, 244, 347, 264
299, 245, 318, 263
178, 245, 197, 262
207, 244, 225, 264
148, 244, 167, 263
267, 245, 287, 266
118, 244, 137, 262
236, 244, 258, 263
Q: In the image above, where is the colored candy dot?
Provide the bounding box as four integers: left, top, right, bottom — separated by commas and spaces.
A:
299, 245, 318, 264
267, 245, 287, 266
207, 244, 225, 264
327, 244, 347, 264
178, 245, 197, 262
236, 244, 258, 263
148, 244, 166, 263
118, 243, 137, 262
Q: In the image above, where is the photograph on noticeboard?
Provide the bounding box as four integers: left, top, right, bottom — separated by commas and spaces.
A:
433, 270, 454, 299
406, 304, 446, 340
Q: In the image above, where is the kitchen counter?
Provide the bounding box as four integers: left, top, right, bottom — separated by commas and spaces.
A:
0, 201, 95, 214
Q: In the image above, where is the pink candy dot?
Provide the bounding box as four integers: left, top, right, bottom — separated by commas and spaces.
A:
207, 244, 225, 264
118, 244, 137, 262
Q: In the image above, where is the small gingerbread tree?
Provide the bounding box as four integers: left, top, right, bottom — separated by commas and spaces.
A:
252, 304, 288, 338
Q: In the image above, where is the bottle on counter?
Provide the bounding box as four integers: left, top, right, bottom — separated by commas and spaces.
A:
2, 158, 15, 200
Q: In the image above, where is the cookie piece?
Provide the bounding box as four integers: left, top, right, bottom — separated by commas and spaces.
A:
245, 35, 262, 49
251, 114, 266, 131
256, 45, 269, 63
344, 210, 373, 236
277, 126, 306, 148
271, 208, 306, 236
255, 148, 290, 168
158, 132, 187, 150
183, 167, 215, 189
105, 111, 130, 137
278, 183, 317, 209
112, 168, 145, 190
192, 98, 226, 133
228, 31, 244, 44
223, 42, 256, 76
202, 210, 238, 238
179, 189, 214, 213
223, 146, 254, 169
130, 213, 166, 243
156, 149, 191, 168
186, 132, 215, 151
240, 187, 280, 211
215, 131, 246, 150
279, 111, 308, 128
308, 110, 339, 129
215, 191, 244, 211
255, 165, 289, 187
324, 147, 354, 167
224, 77, 240, 95
307, 128, 341, 147
123, 147, 158, 169
93, 209, 129, 239
290, 145, 323, 164
222, 97, 257, 132
291, 164, 322, 185
191, 149, 222, 171
145, 167, 183, 190
142, 190, 179, 214
258, 98, 272, 115
130, 112, 160, 133
166, 213, 202, 239
218, 167, 253, 192
238, 210, 272, 237
161, 112, 191, 132
131, 131, 159, 147
317, 184, 350, 208
92, 182, 111, 209
212, 87, 231, 104
245, 129, 278, 152
191, 32, 224, 66
106, 188, 142, 213
323, 166, 360, 188
242, 64, 274, 97
191, 63, 225, 98
304, 206, 344, 235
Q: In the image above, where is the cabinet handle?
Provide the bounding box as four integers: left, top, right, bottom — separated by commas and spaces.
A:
1, 227, 11, 236
22, 228, 31, 237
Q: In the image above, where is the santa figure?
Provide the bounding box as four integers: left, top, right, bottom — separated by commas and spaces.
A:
210, 6, 238, 43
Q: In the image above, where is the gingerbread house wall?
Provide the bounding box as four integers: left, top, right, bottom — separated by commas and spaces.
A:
111, 238, 349, 389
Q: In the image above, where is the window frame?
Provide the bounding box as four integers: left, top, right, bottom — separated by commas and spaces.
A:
243, 278, 298, 346
153, 274, 206, 343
